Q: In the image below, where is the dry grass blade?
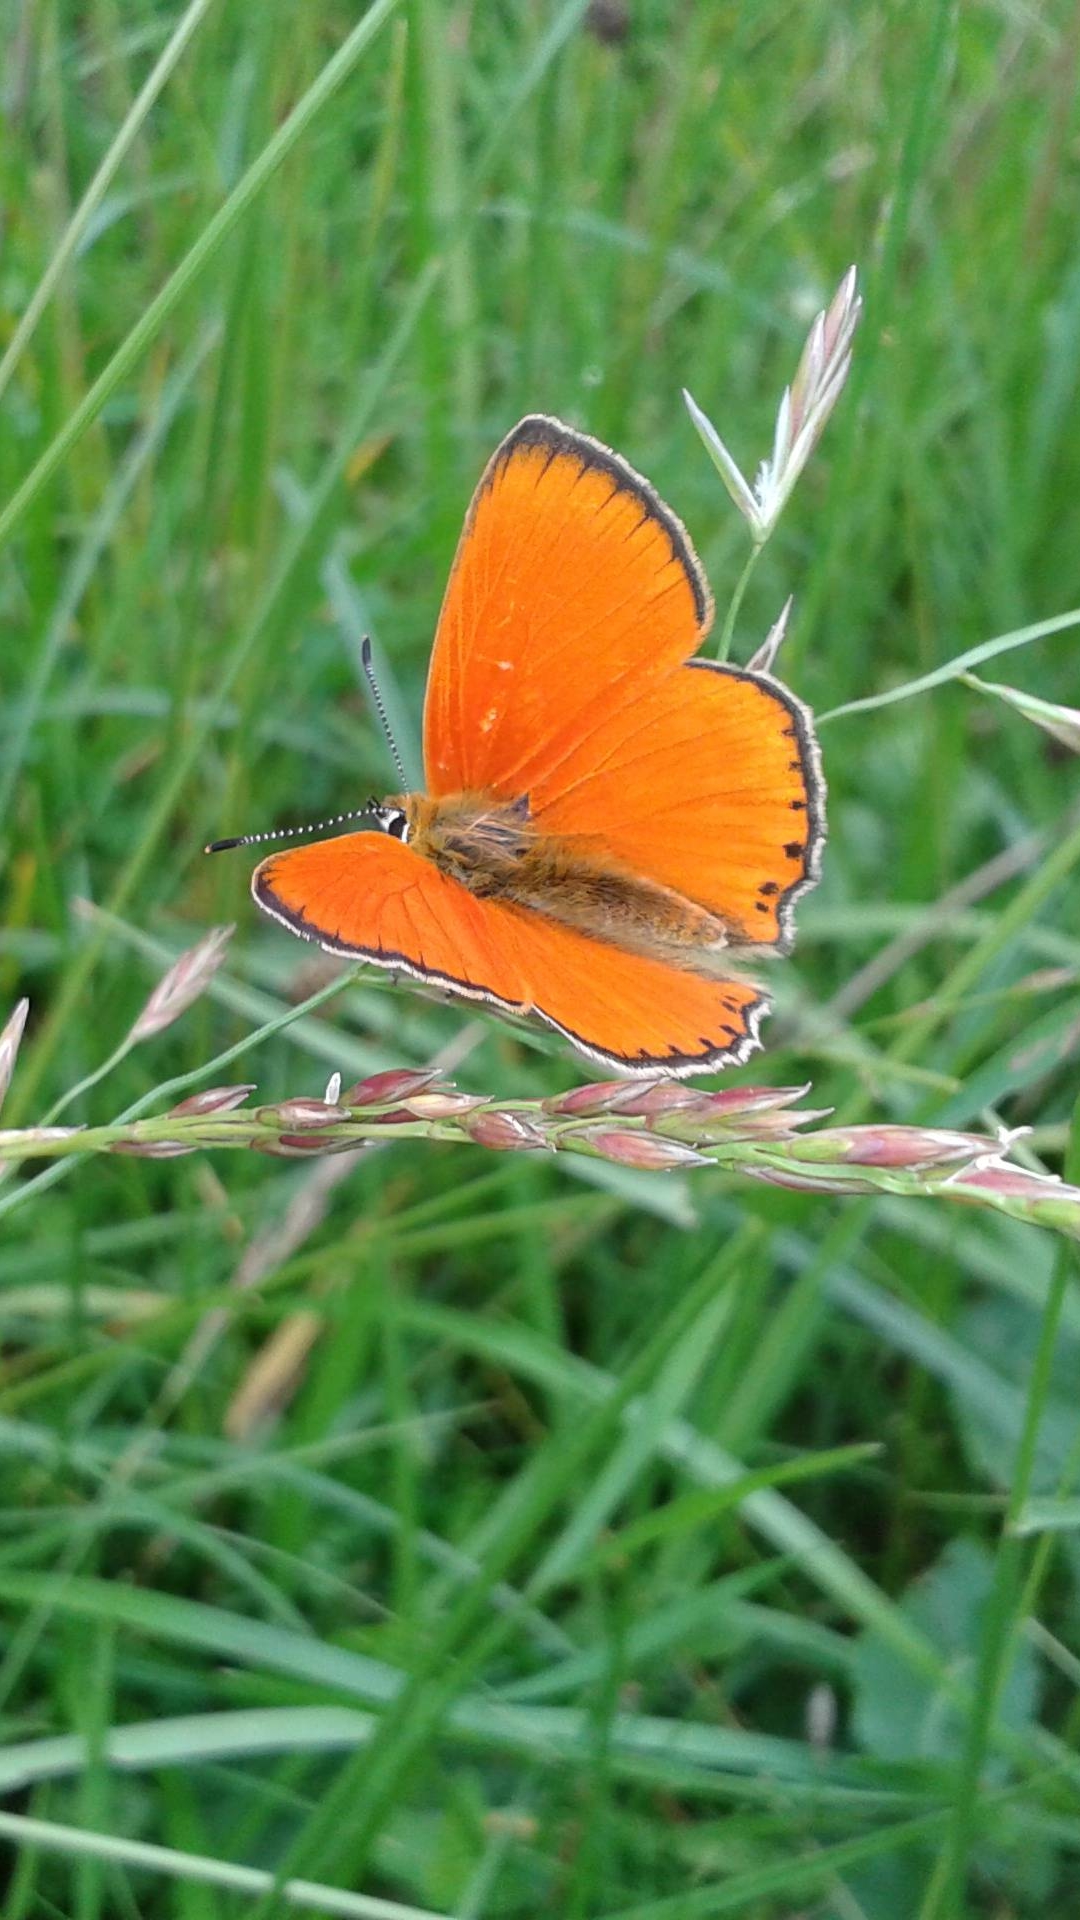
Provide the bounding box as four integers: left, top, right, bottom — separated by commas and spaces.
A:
0, 1000, 30, 1117
963, 673, 1080, 753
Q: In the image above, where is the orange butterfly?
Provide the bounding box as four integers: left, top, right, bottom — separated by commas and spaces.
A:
249, 416, 824, 1076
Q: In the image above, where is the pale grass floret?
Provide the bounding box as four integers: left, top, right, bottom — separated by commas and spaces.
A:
128, 924, 234, 1042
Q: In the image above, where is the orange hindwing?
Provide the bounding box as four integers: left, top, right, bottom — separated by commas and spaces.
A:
254, 832, 768, 1075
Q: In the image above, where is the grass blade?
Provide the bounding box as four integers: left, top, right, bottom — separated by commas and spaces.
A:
0, 0, 405, 553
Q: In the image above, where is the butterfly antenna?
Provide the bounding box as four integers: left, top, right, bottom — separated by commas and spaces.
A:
205, 803, 379, 856
361, 635, 409, 791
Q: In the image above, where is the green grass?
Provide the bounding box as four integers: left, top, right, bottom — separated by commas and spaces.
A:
2, 2, 1080, 1915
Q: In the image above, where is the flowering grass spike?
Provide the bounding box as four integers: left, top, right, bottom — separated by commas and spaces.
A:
1, 1068, 1077, 1247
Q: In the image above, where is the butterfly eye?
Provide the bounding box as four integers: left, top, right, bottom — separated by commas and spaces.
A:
379, 807, 409, 843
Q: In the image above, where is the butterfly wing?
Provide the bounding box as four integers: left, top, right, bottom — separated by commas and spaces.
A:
535, 659, 824, 951
422, 415, 823, 952
253, 832, 765, 1074
423, 415, 711, 801
255, 418, 820, 1071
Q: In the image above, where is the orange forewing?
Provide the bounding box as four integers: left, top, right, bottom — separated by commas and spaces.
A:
254, 833, 766, 1074
423, 416, 711, 802
423, 415, 822, 948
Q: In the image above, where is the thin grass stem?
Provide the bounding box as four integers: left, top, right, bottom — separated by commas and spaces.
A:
715, 541, 764, 662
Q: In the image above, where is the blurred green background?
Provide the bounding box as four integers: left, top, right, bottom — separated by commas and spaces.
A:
2, 1, 1080, 1915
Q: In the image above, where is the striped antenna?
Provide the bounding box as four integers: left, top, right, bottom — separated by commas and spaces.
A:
205, 803, 378, 856
361, 635, 408, 790
206, 635, 405, 855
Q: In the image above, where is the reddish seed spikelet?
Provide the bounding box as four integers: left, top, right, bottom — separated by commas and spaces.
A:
699, 1107, 831, 1139
273, 1132, 362, 1154
128, 925, 233, 1042
402, 1091, 490, 1119
691, 1084, 812, 1117
582, 1128, 713, 1170
947, 1160, 1063, 1199
760, 1108, 833, 1133
805, 1125, 995, 1170
466, 1110, 548, 1152
254, 1136, 328, 1157
544, 1082, 814, 1123
341, 1068, 444, 1107
0, 999, 29, 1117
169, 1085, 256, 1117
543, 1080, 641, 1116
111, 1139, 195, 1158
604, 1082, 714, 1118
260, 1099, 351, 1129
661, 1094, 829, 1142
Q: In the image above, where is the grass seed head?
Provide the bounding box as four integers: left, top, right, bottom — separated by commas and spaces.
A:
129, 925, 233, 1042
581, 1127, 713, 1170
402, 1090, 490, 1119
792, 1125, 998, 1169
342, 1068, 444, 1107
467, 1110, 549, 1151
685, 265, 861, 544
169, 1085, 255, 1116
260, 1098, 351, 1129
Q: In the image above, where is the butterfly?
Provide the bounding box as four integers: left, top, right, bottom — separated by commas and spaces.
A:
247, 415, 825, 1077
